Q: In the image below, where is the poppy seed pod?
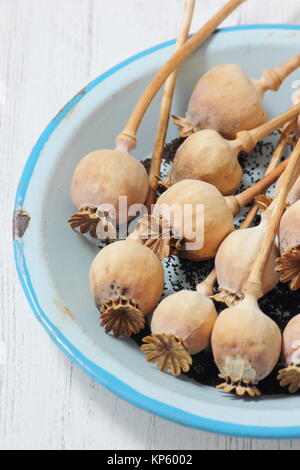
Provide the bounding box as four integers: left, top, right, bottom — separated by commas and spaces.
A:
130, 163, 289, 261
69, 149, 149, 237
131, 179, 234, 261
174, 55, 300, 139
89, 240, 164, 337
213, 211, 280, 306
169, 129, 243, 195
211, 296, 282, 396
141, 290, 217, 375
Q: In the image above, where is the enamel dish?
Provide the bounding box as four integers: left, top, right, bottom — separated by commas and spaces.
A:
14, 25, 300, 438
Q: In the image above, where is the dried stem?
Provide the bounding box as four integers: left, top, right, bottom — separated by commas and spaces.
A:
146, 0, 195, 210
234, 103, 300, 153
244, 138, 300, 299
231, 157, 289, 215
257, 54, 300, 92
115, 0, 246, 150
196, 268, 217, 297
238, 119, 295, 225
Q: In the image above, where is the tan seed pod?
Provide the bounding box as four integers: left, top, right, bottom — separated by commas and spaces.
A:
141, 290, 217, 375
174, 56, 300, 139
169, 129, 243, 195
211, 298, 281, 397
130, 164, 289, 262
213, 211, 280, 307
276, 199, 300, 290
132, 179, 234, 261
89, 240, 164, 336
70, 149, 149, 230
278, 314, 300, 393
166, 104, 300, 195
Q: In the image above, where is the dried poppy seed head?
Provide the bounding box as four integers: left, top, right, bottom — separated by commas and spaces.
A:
89, 240, 164, 337
141, 290, 217, 375
169, 129, 243, 196
70, 149, 149, 227
212, 298, 282, 397
153, 179, 234, 261
213, 219, 280, 307
174, 57, 300, 140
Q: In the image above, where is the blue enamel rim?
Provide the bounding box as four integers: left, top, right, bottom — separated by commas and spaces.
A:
14, 25, 300, 439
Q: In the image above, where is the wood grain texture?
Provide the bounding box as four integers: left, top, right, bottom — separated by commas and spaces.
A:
1, 0, 300, 450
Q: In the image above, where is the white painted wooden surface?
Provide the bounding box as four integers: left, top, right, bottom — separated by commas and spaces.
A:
1, 0, 300, 450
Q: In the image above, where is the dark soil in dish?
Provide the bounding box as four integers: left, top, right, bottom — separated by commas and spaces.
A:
131, 134, 300, 396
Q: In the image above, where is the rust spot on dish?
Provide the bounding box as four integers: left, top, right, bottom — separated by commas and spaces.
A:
61, 305, 74, 318
13, 209, 31, 240
53, 298, 75, 319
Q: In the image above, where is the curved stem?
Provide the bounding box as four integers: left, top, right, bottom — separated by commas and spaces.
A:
146, 0, 195, 210
241, 119, 295, 226
236, 103, 300, 153
244, 138, 300, 299
230, 157, 289, 215
267, 120, 296, 171
196, 268, 217, 296
115, 0, 246, 150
